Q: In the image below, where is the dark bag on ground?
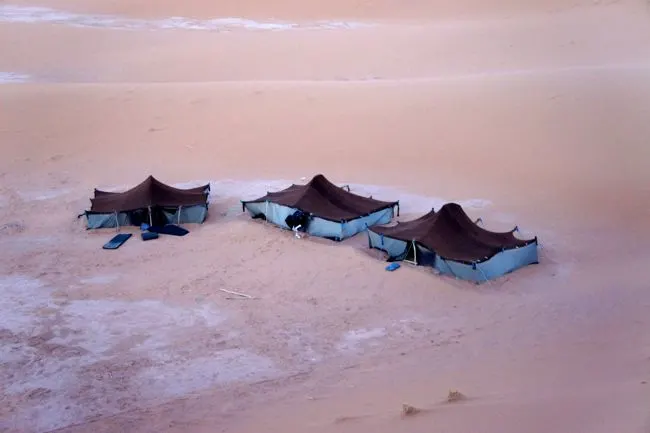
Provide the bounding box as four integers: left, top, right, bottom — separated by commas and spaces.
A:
285, 210, 310, 231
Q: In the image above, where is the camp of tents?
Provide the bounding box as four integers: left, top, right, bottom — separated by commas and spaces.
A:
82, 174, 538, 282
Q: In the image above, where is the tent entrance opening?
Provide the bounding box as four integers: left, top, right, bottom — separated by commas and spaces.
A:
403, 241, 418, 265
127, 207, 168, 227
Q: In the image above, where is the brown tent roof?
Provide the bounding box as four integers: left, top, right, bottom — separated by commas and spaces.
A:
89, 175, 210, 213
242, 174, 398, 222
370, 203, 536, 264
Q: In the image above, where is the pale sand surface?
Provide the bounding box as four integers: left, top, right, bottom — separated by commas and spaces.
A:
2, 1, 650, 432
3, 0, 636, 20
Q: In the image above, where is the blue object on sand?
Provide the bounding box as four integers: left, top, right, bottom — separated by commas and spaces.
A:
141, 231, 159, 241
140, 223, 150, 231
102, 233, 132, 250
385, 262, 401, 272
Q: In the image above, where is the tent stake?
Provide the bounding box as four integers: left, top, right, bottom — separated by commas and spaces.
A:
219, 288, 255, 299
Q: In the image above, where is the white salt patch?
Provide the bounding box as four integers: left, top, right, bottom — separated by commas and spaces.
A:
0, 71, 30, 83
51, 299, 227, 355
1, 237, 58, 255
154, 16, 295, 31
1, 275, 276, 432
345, 327, 387, 341
460, 198, 492, 209
335, 316, 458, 354
1, 393, 86, 433
337, 327, 387, 352
16, 188, 72, 202
138, 349, 280, 398
171, 180, 212, 190
0, 5, 373, 32
174, 179, 292, 203
5, 357, 80, 394
173, 178, 492, 214
304, 346, 322, 363
284, 331, 324, 364
346, 183, 492, 214
79, 275, 119, 285
0, 276, 56, 334
314, 20, 371, 30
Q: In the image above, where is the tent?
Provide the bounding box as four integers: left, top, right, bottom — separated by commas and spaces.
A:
241, 174, 399, 241
367, 203, 538, 282
83, 175, 210, 229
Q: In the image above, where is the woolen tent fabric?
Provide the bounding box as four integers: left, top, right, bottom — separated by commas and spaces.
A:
241, 174, 399, 240
368, 203, 538, 282
83, 176, 210, 229
90, 175, 210, 212
371, 203, 534, 264
243, 174, 398, 222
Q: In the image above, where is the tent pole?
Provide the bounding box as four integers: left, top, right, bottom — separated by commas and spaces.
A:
178, 205, 182, 225
115, 211, 119, 232
441, 258, 459, 280
403, 240, 417, 266
148, 206, 153, 226
476, 264, 491, 285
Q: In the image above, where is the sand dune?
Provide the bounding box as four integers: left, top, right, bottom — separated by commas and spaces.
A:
3, 72, 649, 227
2, 4, 649, 83
5, 0, 647, 19
1, 0, 650, 432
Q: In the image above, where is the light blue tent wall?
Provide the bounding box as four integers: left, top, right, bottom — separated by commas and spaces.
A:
433, 242, 538, 282
85, 204, 208, 229
85, 211, 131, 229
162, 205, 209, 225
244, 201, 394, 241
368, 229, 538, 283
367, 229, 410, 259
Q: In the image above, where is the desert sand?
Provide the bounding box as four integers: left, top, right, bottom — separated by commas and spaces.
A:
1, 0, 650, 432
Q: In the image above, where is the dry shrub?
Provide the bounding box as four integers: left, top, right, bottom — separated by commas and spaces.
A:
447, 389, 465, 403
401, 403, 420, 417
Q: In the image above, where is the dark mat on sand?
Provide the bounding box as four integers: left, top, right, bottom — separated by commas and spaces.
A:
148, 224, 189, 237
103, 233, 132, 250
141, 231, 159, 241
